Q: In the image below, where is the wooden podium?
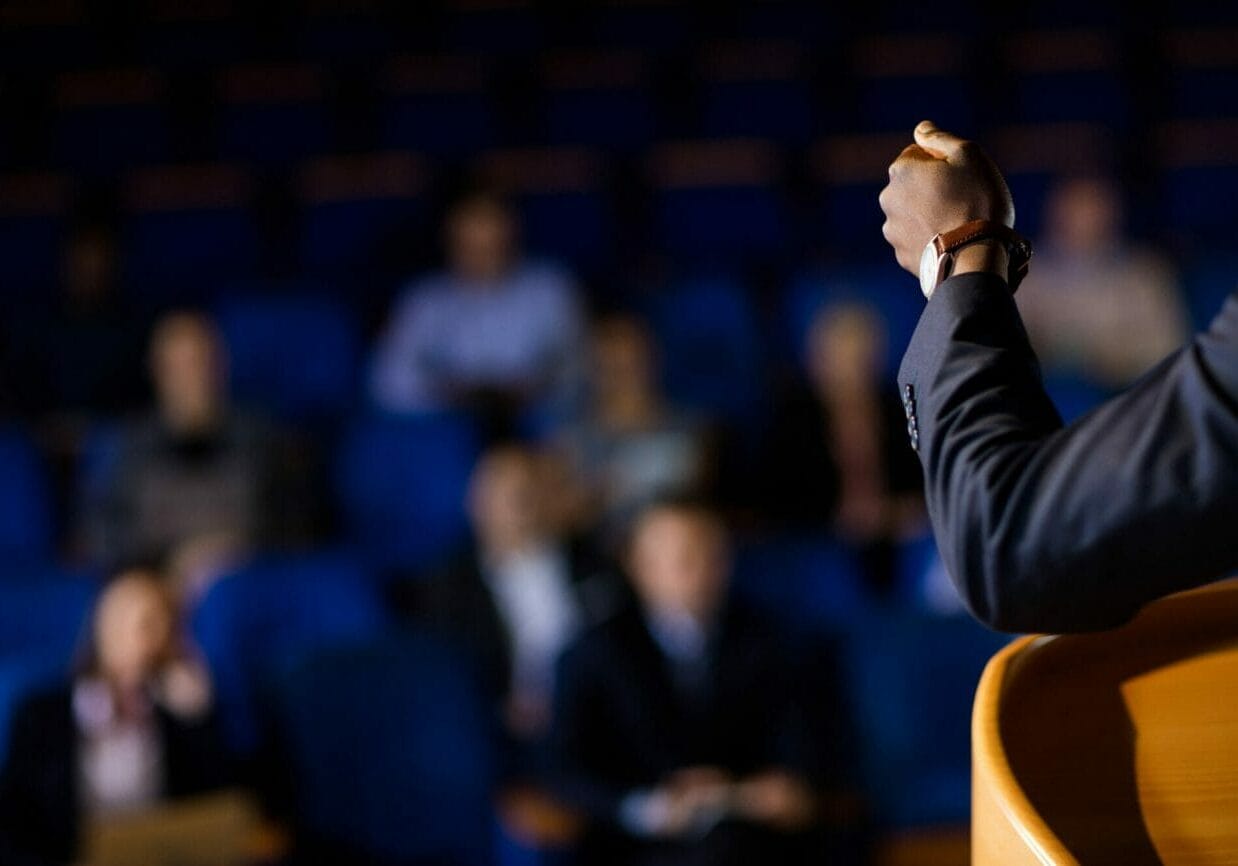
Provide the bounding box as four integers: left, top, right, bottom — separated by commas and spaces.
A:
84, 790, 266, 866
972, 579, 1238, 865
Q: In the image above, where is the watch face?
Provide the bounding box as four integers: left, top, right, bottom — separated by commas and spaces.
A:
919, 239, 939, 297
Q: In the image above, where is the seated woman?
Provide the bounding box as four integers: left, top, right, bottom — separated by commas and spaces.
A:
0, 570, 231, 866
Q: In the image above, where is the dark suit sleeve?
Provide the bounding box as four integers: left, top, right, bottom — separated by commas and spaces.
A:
549, 643, 632, 824
897, 273, 1238, 634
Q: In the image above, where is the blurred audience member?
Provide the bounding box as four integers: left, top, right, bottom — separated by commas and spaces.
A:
77, 313, 304, 592
8, 224, 146, 421
0, 570, 230, 866
1017, 176, 1189, 389
557, 315, 707, 549
404, 444, 622, 752
370, 188, 585, 427
762, 303, 925, 590
553, 497, 847, 866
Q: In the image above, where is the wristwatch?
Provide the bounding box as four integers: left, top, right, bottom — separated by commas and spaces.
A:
918, 219, 1033, 299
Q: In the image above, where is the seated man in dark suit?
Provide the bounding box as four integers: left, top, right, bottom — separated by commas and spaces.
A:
0, 570, 231, 866
551, 496, 854, 866
403, 444, 622, 753
879, 120, 1238, 634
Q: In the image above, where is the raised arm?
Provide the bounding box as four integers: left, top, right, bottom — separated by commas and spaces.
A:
880, 122, 1238, 633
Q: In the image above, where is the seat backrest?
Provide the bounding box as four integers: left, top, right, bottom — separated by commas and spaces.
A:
216, 293, 361, 420
846, 613, 1010, 829
335, 412, 481, 571
271, 630, 495, 865
0, 566, 96, 658
972, 578, 1238, 866
191, 552, 388, 755
0, 426, 54, 558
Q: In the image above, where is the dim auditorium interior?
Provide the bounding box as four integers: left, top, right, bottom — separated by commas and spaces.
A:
0, 1, 1236, 865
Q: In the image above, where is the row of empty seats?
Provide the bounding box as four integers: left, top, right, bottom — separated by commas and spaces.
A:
4, 124, 1238, 300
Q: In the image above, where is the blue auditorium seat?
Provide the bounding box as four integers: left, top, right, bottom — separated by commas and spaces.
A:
1003, 31, 1129, 128
1182, 253, 1238, 331
336, 412, 482, 572
191, 551, 388, 755
122, 167, 260, 305
1042, 374, 1111, 424
218, 65, 331, 167
815, 138, 893, 257
382, 57, 497, 157
55, 102, 171, 177
1168, 67, 1238, 121
383, 93, 496, 157
221, 103, 331, 167
0, 566, 97, 659
732, 536, 871, 631
783, 264, 924, 379
698, 43, 814, 143
1165, 164, 1238, 245
0, 209, 63, 299
653, 181, 789, 265
1002, 171, 1055, 241
643, 275, 765, 421
300, 192, 426, 278
271, 631, 495, 865
1011, 70, 1128, 128
216, 294, 361, 420
0, 427, 54, 560
518, 187, 614, 270
892, 531, 972, 616
125, 208, 261, 304
702, 79, 814, 143
854, 75, 974, 135
544, 86, 655, 152
843, 613, 1011, 828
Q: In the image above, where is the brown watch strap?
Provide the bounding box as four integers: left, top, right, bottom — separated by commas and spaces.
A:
934, 219, 1033, 291
933, 219, 1022, 254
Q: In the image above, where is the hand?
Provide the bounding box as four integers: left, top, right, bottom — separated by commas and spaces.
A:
732, 771, 817, 831
504, 690, 552, 738
879, 120, 1015, 277
656, 767, 733, 837
156, 658, 213, 720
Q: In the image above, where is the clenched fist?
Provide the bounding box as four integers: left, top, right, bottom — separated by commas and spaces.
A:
879, 121, 1015, 278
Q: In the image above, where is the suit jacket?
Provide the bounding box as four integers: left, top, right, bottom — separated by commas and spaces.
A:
403, 540, 626, 704
0, 685, 231, 866
760, 386, 923, 530
897, 273, 1238, 633
551, 601, 845, 864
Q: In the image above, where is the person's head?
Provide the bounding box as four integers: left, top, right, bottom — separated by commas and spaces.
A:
590, 314, 660, 413
148, 311, 228, 433
86, 570, 177, 691
63, 224, 117, 303
445, 189, 518, 283
467, 444, 548, 553
626, 496, 730, 622
806, 302, 887, 395
1043, 176, 1122, 256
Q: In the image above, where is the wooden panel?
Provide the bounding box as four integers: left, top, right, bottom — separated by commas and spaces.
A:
877, 826, 970, 866
1125, 648, 1238, 863
973, 579, 1238, 865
